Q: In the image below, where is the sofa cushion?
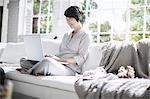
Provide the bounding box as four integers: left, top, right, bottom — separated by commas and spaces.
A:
0, 43, 26, 64
82, 43, 105, 73
0, 39, 61, 64
1, 65, 78, 92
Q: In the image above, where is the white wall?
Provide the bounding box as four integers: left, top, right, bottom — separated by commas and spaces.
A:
7, 0, 29, 42
7, 0, 19, 42
0, 0, 9, 42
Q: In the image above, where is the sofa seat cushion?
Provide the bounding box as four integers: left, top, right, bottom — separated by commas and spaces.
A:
1, 65, 78, 92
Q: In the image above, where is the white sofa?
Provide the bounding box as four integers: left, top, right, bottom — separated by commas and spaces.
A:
0, 39, 104, 99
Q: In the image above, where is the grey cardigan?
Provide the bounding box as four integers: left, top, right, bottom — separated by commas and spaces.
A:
58, 28, 90, 73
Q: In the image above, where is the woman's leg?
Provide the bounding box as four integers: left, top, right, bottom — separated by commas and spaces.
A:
31, 57, 75, 76
20, 58, 39, 69
20, 58, 39, 73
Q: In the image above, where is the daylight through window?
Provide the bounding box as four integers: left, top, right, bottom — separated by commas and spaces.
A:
32, 0, 53, 34
79, 0, 150, 43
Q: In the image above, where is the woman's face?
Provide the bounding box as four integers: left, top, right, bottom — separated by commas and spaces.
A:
66, 17, 78, 29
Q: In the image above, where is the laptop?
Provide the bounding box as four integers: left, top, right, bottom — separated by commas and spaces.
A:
23, 35, 44, 61
23, 35, 69, 64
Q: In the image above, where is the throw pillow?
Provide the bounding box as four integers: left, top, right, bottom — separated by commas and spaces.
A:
0, 43, 26, 64
82, 43, 105, 73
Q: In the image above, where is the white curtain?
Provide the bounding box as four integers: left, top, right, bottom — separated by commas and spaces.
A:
52, 0, 79, 40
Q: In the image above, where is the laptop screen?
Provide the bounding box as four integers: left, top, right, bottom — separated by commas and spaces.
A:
23, 35, 44, 61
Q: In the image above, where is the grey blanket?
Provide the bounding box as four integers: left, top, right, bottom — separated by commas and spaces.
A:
75, 67, 150, 99
75, 39, 150, 99
100, 39, 150, 78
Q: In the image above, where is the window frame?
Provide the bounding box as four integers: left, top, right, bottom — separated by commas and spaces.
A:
79, 0, 150, 43
32, 0, 53, 34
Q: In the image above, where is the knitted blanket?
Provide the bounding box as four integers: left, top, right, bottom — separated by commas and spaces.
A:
75, 67, 150, 99
75, 39, 150, 99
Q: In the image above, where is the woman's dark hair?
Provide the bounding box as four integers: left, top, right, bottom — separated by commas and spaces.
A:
64, 6, 84, 22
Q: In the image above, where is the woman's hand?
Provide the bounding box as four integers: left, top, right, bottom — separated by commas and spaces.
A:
45, 55, 76, 64
59, 58, 76, 64
64, 58, 76, 64
45, 55, 61, 61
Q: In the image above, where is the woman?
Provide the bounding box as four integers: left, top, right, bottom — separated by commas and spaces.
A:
20, 6, 90, 76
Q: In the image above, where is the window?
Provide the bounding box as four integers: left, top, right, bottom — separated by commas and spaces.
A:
32, 0, 54, 34
79, 0, 150, 43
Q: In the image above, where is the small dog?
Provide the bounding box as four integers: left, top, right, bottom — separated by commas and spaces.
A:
117, 65, 135, 78
127, 66, 135, 78
117, 66, 128, 78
